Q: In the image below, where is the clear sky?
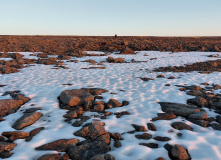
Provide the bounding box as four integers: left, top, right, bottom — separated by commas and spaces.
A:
1, 0, 221, 36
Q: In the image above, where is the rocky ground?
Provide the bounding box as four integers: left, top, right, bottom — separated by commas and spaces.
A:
0, 50, 220, 160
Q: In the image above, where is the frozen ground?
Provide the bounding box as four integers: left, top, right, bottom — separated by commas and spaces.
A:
0, 51, 221, 160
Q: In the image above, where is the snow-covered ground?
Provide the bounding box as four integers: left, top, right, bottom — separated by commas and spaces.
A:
0, 51, 221, 160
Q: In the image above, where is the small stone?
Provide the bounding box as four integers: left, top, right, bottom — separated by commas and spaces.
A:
171, 122, 193, 131
172, 144, 190, 160
140, 143, 158, 148
154, 136, 171, 142
131, 124, 147, 131
147, 123, 156, 131
135, 133, 152, 140
114, 141, 121, 148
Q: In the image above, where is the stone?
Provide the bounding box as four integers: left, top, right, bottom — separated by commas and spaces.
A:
152, 112, 177, 121
122, 100, 129, 106
104, 154, 115, 160
140, 143, 159, 148
0, 99, 23, 117
108, 132, 124, 140
187, 96, 208, 107
135, 133, 152, 140
131, 124, 147, 131
81, 88, 108, 96
114, 140, 121, 148
188, 111, 207, 120
90, 154, 105, 160
11, 94, 31, 104
74, 123, 106, 140
153, 136, 171, 142
59, 89, 94, 106
171, 122, 193, 131
171, 144, 190, 160
63, 111, 78, 119
2, 131, 29, 142
156, 74, 165, 78
107, 99, 122, 108
26, 127, 45, 142
35, 138, 79, 152
159, 102, 200, 117
12, 112, 43, 130
187, 118, 210, 127
94, 104, 105, 112
211, 123, 221, 131
96, 133, 110, 144
0, 142, 16, 152
37, 154, 62, 160
72, 120, 83, 127
120, 47, 135, 54
67, 141, 110, 160
147, 123, 156, 131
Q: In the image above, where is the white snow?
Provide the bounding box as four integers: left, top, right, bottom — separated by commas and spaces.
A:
0, 51, 221, 160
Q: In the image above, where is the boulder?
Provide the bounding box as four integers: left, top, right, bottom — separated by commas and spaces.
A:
131, 124, 147, 131
12, 112, 42, 130
159, 102, 200, 117
107, 99, 122, 108
0, 99, 23, 117
67, 141, 110, 160
74, 123, 106, 140
59, 89, 94, 106
2, 131, 29, 142
36, 138, 79, 152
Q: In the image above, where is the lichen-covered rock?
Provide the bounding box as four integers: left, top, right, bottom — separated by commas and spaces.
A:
2, 131, 29, 142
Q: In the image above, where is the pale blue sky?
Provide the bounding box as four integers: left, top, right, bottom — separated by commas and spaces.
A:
0, 0, 221, 36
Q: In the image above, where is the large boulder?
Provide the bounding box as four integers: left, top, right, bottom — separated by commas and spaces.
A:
67, 141, 110, 160
159, 102, 201, 117
35, 139, 79, 152
0, 99, 23, 117
12, 112, 43, 130
59, 89, 94, 106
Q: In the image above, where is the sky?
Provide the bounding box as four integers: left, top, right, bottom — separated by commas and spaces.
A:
0, 0, 221, 36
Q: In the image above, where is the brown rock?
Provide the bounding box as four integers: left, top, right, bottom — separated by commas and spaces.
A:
154, 136, 171, 142
131, 124, 147, 131
2, 131, 29, 142
172, 144, 190, 160
120, 47, 135, 54
147, 123, 156, 131
94, 104, 105, 112
12, 112, 43, 130
0, 142, 16, 152
35, 138, 79, 152
26, 127, 44, 142
107, 99, 122, 108
135, 133, 152, 140
171, 122, 193, 131
0, 99, 23, 117
152, 113, 177, 121
59, 89, 94, 106
37, 154, 62, 160
140, 143, 159, 148
74, 123, 106, 140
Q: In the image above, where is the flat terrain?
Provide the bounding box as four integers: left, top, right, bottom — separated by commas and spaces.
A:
0, 36, 221, 53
